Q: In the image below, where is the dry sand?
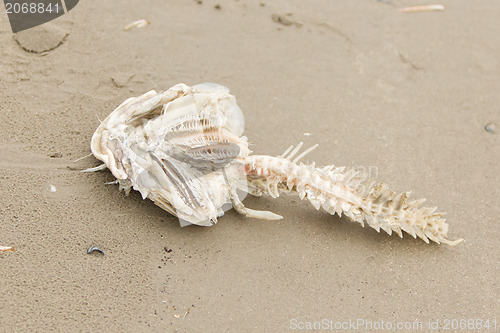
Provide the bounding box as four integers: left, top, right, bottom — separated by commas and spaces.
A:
0, 0, 498, 332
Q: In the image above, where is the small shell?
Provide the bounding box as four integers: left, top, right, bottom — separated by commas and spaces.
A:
485, 122, 497, 134
399, 5, 445, 12
87, 246, 104, 255
124, 19, 150, 31
0, 246, 14, 252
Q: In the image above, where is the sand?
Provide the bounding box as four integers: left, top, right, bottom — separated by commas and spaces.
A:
0, 0, 498, 332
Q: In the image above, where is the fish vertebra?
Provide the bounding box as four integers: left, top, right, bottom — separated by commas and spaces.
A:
88, 83, 463, 245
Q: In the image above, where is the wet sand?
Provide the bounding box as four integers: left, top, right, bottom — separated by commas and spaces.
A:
0, 0, 498, 331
